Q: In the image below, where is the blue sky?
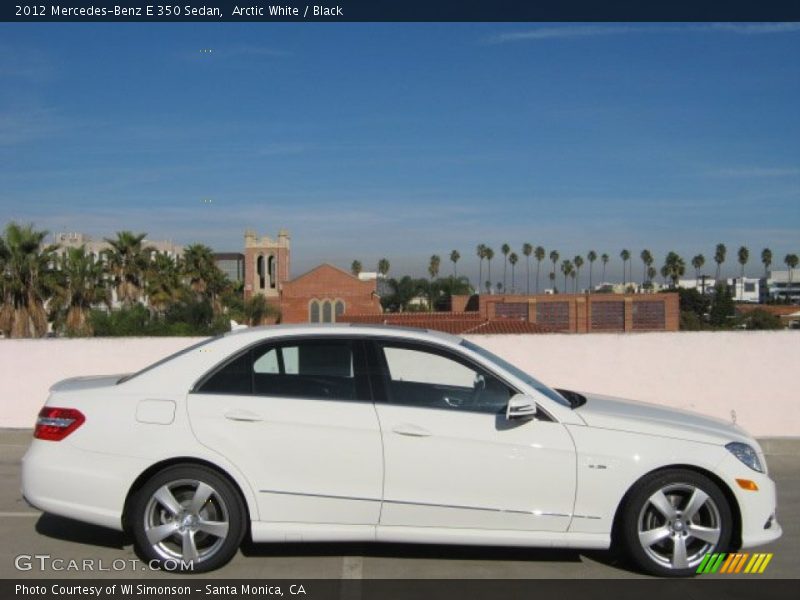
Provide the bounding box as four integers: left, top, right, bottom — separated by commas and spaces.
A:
1, 23, 798, 284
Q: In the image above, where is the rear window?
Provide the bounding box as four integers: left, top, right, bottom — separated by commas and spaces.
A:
197, 339, 364, 401
118, 336, 219, 384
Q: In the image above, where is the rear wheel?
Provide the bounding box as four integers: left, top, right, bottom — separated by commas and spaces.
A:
621, 469, 732, 577
130, 465, 246, 573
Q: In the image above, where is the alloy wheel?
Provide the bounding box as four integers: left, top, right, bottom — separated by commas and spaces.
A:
637, 482, 722, 571
143, 478, 231, 564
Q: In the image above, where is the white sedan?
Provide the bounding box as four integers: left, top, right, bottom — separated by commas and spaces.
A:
22, 325, 781, 575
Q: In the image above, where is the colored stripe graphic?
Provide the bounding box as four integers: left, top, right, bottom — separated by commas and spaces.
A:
719, 553, 736, 573
758, 554, 773, 573
734, 553, 749, 573
698, 552, 773, 574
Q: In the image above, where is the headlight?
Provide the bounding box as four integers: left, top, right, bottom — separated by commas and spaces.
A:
725, 442, 764, 473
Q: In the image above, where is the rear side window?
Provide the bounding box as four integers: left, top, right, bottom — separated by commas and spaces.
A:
197, 338, 367, 401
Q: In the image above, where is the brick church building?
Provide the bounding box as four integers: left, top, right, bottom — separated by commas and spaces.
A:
242, 229, 382, 324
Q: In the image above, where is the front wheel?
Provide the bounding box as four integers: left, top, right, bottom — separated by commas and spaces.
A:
130, 465, 247, 573
621, 469, 733, 577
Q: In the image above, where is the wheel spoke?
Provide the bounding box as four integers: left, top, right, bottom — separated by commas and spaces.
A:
687, 523, 721, 545
145, 521, 180, 545
189, 482, 215, 514
638, 526, 671, 548
181, 530, 199, 562
648, 490, 678, 520
197, 519, 229, 539
153, 485, 183, 516
671, 535, 689, 569
682, 488, 709, 521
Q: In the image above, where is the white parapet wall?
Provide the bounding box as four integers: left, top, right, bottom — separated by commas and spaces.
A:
0, 332, 797, 436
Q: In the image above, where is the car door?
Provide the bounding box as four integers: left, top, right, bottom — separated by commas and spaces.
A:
370, 340, 577, 533
187, 337, 383, 526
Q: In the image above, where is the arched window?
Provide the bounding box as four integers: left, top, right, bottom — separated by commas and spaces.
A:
268, 255, 276, 289
334, 300, 345, 322
309, 300, 320, 323
256, 255, 266, 289
322, 300, 333, 323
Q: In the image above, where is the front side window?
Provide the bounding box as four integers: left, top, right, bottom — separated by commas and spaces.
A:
198, 339, 365, 401
378, 343, 514, 414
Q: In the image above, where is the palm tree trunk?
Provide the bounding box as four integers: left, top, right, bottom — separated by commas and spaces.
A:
526, 257, 530, 295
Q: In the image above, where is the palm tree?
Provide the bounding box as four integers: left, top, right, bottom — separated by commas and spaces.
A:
476, 244, 487, 294
449, 250, 460, 277
647, 266, 657, 288
350, 260, 362, 277
601, 253, 610, 283
620, 249, 631, 286
509, 252, 519, 293
522, 243, 533, 294
428, 254, 441, 280
49, 246, 110, 336
548, 271, 556, 292
377, 258, 390, 277
737, 246, 750, 300
664, 252, 686, 288
692, 254, 705, 280
761, 248, 773, 278
428, 254, 441, 310
243, 294, 280, 326
549, 250, 559, 290
714, 243, 727, 281
500, 243, 511, 292
485, 247, 495, 291
560, 260, 573, 293
182, 244, 216, 298
534, 246, 545, 293
573, 255, 584, 293
181, 243, 228, 314
785, 254, 799, 302
587, 250, 597, 290
0, 223, 58, 338
146, 252, 184, 316
640, 250, 653, 285
103, 231, 153, 307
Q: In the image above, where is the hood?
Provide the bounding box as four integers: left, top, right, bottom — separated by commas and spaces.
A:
574, 392, 753, 446
49, 374, 129, 393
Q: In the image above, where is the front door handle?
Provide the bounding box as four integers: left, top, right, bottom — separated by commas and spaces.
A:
224, 409, 263, 422
392, 423, 432, 437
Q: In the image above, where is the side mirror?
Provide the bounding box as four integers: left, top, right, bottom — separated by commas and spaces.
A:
506, 394, 537, 421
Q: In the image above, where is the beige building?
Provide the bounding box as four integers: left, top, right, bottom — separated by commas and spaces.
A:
53, 232, 184, 260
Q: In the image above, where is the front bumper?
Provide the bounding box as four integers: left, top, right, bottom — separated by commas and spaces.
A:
716, 453, 782, 549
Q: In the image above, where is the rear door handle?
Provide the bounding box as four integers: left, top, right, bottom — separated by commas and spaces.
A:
392, 423, 431, 437
224, 409, 263, 422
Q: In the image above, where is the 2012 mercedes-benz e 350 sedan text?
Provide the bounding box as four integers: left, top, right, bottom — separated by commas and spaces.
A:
22, 325, 781, 575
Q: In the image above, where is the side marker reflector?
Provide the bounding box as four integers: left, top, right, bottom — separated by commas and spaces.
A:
736, 478, 759, 491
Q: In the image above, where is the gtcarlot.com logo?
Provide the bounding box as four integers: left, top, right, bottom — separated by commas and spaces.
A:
696, 552, 773, 574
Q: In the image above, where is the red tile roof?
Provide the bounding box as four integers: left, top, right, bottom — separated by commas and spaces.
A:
340, 312, 554, 334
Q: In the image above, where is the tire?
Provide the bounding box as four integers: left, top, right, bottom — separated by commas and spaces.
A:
621, 468, 733, 577
130, 464, 247, 573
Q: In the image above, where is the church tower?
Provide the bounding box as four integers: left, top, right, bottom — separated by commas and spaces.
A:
244, 228, 291, 300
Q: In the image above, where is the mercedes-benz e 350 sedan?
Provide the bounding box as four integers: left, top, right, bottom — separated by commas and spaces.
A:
22, 325, 781, 575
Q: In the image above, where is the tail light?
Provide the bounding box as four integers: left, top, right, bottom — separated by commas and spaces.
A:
34, 407, 85, 441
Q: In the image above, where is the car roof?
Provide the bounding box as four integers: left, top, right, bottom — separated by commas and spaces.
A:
222, 323, 463, 346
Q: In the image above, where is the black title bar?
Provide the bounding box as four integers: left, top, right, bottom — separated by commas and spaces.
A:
4, 1, 800, 22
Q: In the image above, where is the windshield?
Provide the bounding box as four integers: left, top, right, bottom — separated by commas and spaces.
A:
460, 339, 571, 408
